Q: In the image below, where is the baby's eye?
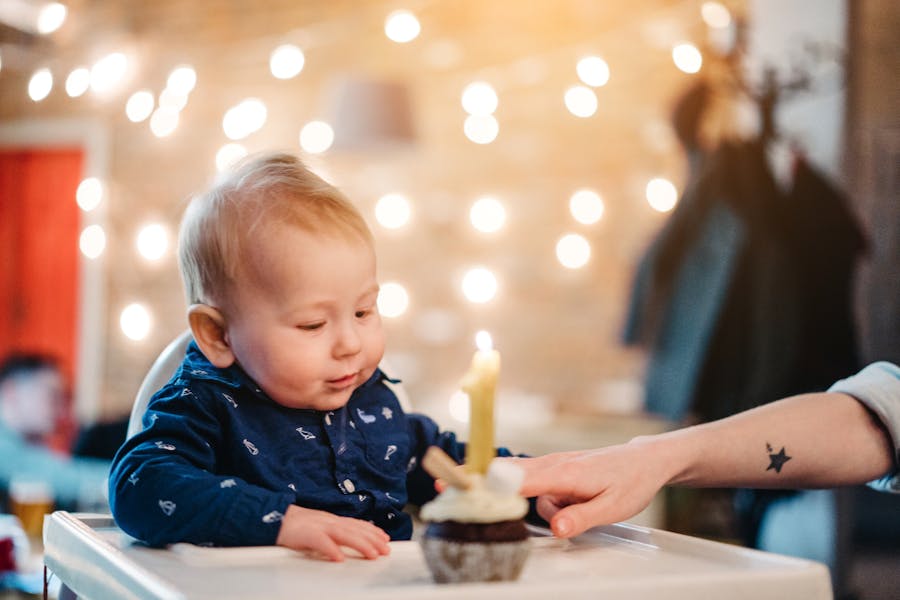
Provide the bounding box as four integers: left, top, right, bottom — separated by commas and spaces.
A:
355, 308, 372, 319
298, 322, 325, 331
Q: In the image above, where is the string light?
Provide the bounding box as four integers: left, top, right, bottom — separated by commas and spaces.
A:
269, 45, 305, 79
222, 98, 267, 140
136, 223, 169, 261
564, 85, 597, 117
65, 67, 90, 98
556, 233, 591, 269
701, 2, 732, 28
149, 106, 179, 137
672, 43, 703, 73
461, 267, 498, 303
76, 178, 103, 212
14, 4, 726, 373
463, 114, 499, 144
576, 56, 610, 87
646, 177, 678, 212
37, 3, 67, 34
377, 282, 410, 318
90, 52, 128, 95
375, 193, 411, 229
79, 225, 106, 259
569, 189, 605, 224
461, 82, 498, 116
167, 65, 197, 95
384, 10, 420, 43
125, 90, 155, 122
469, 196, 506, 233
120, 303, 151, 341
299, 120, 334, 154
28, 68, 53, 102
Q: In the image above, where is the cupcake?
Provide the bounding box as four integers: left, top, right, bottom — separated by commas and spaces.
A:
419, 448, 531, 583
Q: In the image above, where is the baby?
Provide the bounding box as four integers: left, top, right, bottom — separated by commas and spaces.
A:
109, 152, 520, 561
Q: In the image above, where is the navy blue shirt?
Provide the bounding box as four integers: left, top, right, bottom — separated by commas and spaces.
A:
110, 342, 509, 547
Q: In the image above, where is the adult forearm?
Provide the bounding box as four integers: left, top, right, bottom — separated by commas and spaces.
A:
657, 392, 894, 489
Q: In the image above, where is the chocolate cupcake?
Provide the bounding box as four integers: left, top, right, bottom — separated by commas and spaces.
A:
420, 518, 530, 583
418, 457, 531, 583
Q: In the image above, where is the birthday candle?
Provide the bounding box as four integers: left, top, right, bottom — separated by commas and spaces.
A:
461, 330, 500, 474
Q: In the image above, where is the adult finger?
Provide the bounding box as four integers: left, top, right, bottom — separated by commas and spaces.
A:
549, 494, 619, 538
535, 494, 565, 522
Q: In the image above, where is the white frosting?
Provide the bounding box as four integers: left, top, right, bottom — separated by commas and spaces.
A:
420, 470, 529, 524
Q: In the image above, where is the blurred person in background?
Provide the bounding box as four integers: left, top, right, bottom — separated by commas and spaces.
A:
0, 354, 109, 516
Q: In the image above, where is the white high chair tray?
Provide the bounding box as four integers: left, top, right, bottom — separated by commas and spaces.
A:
44, 511, 831, 599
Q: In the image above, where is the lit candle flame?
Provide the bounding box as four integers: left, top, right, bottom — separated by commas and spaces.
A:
475, 330, 493, 352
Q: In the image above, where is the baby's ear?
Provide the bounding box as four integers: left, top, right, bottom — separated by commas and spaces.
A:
187, 304, 235, 368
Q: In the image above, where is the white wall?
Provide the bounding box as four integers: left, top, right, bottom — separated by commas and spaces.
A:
747, 0, 846, 179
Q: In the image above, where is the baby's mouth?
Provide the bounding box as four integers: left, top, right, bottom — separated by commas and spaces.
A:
327, 372, 358, 388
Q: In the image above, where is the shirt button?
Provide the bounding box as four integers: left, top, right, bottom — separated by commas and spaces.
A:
342, 478, 355, 493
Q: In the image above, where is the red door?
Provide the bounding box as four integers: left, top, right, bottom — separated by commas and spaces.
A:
0, 148, 83, 436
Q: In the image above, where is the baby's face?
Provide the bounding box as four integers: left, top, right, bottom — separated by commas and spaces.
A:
222, 223, 384, 411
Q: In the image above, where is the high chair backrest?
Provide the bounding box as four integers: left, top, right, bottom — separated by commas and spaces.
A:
127, 330, 193, 439
127, 330, 412, 439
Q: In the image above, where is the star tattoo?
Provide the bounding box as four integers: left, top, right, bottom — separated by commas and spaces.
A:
766, 445, 792, 474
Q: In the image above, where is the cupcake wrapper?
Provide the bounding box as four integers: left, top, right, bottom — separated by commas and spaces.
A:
420, 537, 531, 583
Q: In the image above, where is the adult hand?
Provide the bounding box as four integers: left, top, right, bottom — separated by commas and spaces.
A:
275, 504, 391, 561
512, 438, 675, 538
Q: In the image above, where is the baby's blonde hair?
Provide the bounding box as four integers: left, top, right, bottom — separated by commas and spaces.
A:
178, 152, 372, 306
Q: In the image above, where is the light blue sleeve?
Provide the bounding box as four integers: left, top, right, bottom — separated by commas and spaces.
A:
0, 424, 110, 509
828, 361, 900, 493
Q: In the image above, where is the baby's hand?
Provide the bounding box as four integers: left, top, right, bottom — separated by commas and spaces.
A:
275, 505, 391, 561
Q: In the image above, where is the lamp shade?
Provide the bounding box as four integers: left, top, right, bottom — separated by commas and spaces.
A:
328, 76, 416, 151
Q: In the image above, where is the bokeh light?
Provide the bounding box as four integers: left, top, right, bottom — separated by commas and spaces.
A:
222, 98, 267, 140
375, 193, 411, 229
564, 85, 597, 118
76, 178, 103, 212
463, 114, 499, 144
28, 69, 53, 102
299, 120, 334, 154
646, 177, 678, 212
37, 3, 67, 34
461, 267, 498, 304
136, 223, 169, 261
150, 107, 179, 137
377, 282, 410, 318
384, 10, 421, 43
701, 2, 732, 28
166, 65, 197, 95
672, 43, 703, 74
90, 52, 128, 95
79, 225, 106, 259
125, 90, 155, 122
461, 82, 498, 116
576, 56, 610, 87
120, 303, 151, 341
556, 233, 591, 269
65, 67, 90, 97
569, 189, 605, 224
469, 196, 506, 233
269, 45, 305, 79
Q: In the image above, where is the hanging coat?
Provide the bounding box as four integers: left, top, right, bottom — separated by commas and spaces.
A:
623, 141, 863, 422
